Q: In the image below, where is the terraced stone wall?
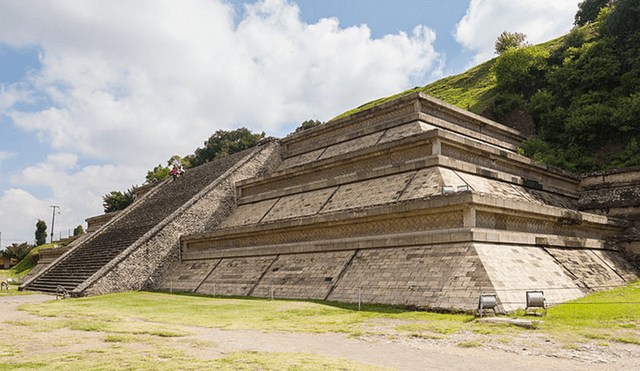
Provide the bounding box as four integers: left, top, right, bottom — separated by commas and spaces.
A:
580, 167, 640, 264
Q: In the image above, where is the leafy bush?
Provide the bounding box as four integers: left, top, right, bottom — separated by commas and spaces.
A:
145, 164, 171, 183
1, 242, 34, 261
73, 225, 84, 236
493, 46, 549, 98
103, 188, 136, 213
491, 92, 524, 121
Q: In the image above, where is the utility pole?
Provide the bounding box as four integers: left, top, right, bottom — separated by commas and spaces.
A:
50, 205, 60, 244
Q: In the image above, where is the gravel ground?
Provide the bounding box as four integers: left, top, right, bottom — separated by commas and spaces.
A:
2, 294, 639, 370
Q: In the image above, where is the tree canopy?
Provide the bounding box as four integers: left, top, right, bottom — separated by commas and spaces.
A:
35, 219, 47, 246
294, 119, 323, 133
575, 0, 613, 26
102, 188, 136, 213
494, 31, 528, 55
188, 128, 265, 168
73, 225, 85, 236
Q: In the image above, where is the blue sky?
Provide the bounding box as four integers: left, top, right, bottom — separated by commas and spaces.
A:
0, 0, 581, 246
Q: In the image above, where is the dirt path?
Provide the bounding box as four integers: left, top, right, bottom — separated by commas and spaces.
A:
2, 295, 639, 370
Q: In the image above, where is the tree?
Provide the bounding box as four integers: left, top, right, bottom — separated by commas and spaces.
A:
102, 188, 136, 213
494, 31, 528, 55
190, 128, 265, 167
145, 164, 171, 183
606, 0, 640, 41
294, 119, 323, 133
575, 0, 612, 26
35, 219, 47, 246
73, 225, 84, 236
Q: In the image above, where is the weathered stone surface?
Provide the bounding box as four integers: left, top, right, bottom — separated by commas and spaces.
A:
328, 244, 491, 310
196, 256, 277, 296
543, 247, 625, 290
252, 251, 355, 300
158, 260, 220, 292
263, 187, 338, 222
474, 244, 584, 312
321, 172, 415, 213
218, 198, 278, 228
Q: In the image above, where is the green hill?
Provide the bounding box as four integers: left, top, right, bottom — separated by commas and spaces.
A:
332, 32, 571, 123
331, 1, 640, 173
333, 58, 498, 121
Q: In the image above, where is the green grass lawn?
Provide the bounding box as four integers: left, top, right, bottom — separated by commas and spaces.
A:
2, 282, 640, 370
18, 282, 640, 344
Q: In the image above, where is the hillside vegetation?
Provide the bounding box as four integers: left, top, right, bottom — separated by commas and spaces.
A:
333, 58, 498, 120
333, 0, 640, 174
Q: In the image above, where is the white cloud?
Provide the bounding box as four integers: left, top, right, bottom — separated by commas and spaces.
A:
455, 0, 581, 65
0, 188, 49, 245
1, 0, 440, 168
2, 154, 142, 245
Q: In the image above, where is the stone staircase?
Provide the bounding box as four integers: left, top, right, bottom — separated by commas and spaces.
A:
22, 147, 272, 295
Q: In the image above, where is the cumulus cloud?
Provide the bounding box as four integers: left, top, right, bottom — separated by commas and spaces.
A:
455, 0, 581, 65
0, 188, 49, 245
2, 153, 142, 244
0, 0, 440, 167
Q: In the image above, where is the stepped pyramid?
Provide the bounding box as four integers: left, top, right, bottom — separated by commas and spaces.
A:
161, 92, 637, 311
23, 92, 638, 311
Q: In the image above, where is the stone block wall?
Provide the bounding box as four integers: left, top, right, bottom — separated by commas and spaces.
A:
195, 256, 276, 296
580, 166, 640, 220
579, 167, 640, 265
327, 244, 492, 310
251, 251, 355, 300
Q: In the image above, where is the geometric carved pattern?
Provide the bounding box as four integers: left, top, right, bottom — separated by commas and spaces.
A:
188, 209, 464, 251
476, 211, 606, 239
